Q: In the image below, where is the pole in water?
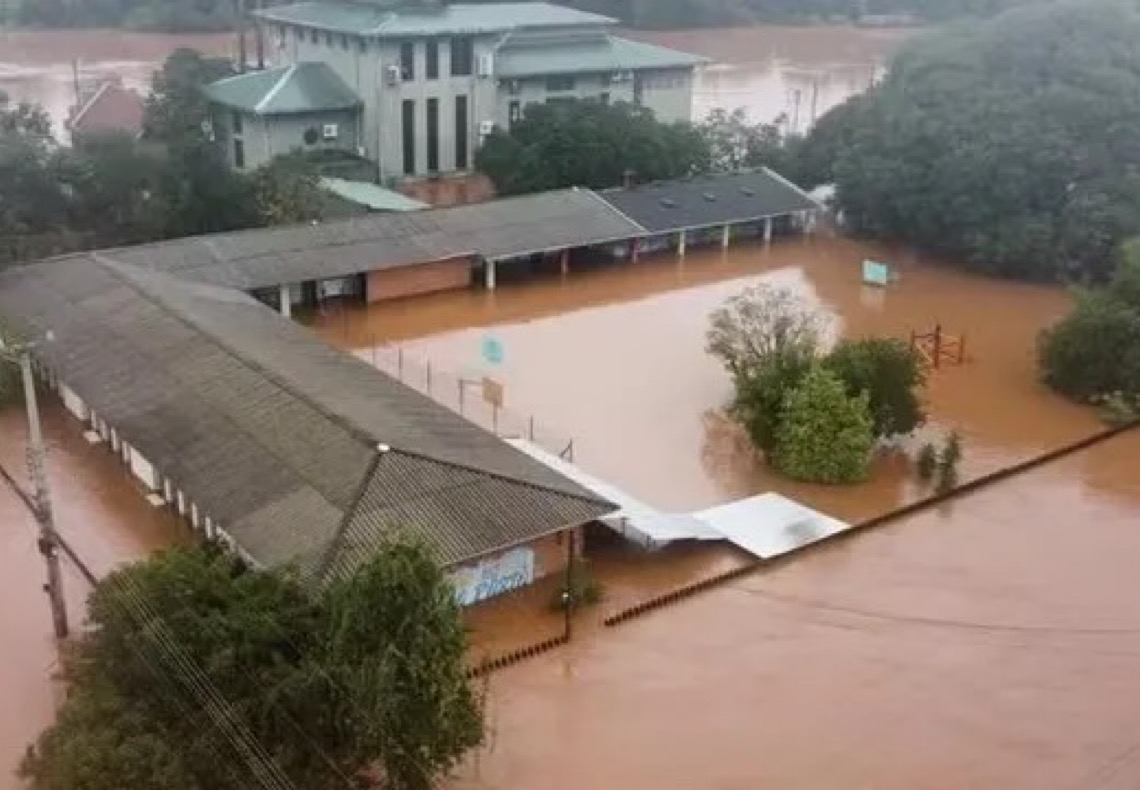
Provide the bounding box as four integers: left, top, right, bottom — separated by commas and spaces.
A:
562, 528, 576, 641
19, 352, 68, 639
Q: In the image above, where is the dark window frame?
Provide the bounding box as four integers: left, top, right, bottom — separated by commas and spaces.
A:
234, 138, 245, 169
546, 74, 575, 92
450, 37, 474, 77
508, 100, 521, 127
426, 97, 440, 172
232, 111, 243, 136
402, 99, 416, 175
400, 41, 415, 80
455, 94, 469, 169
425, 39, 440, 80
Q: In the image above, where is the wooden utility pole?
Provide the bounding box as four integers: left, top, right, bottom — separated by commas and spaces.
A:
235, 0, 247, 73
3, 345, 69, 638
255, 0, 265, 70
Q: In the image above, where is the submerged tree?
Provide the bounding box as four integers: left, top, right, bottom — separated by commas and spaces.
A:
819, 0, 1140, 280
825, 337, 925, 438
475, 98, 708, 194
773, 363, 874, 484
707, 284, 823, 379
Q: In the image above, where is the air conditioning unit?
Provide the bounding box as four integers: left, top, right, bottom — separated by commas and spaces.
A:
477, 53, 494, 78
611, 70, 634, 83
200, 118, 215, 141
322, 123, 339, 140
385, 64, 401, 85
478, 120, 495, 136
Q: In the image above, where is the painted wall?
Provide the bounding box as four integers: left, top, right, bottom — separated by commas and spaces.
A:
494, 73, 636, 129
635, 68, 695, 123
366, 257, 472, 302
212, 105, 360, 170
449, 527, 577, 605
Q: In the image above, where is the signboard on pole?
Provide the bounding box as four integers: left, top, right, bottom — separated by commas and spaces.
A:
482, 377, 504, 408
862, 259, 892, 287
481, 333, 504, 366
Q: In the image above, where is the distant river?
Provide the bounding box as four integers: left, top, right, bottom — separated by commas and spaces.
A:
0, 24, 912, 140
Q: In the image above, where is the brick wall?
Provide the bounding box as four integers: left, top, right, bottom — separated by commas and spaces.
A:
365, 257, 472, 302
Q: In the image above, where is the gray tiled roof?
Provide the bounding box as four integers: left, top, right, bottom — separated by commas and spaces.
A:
255, 1, 615, 36
0, 256, 612, 574
108, 188, 645, 290
598, 169, 820, 234
204, 63, 361, 115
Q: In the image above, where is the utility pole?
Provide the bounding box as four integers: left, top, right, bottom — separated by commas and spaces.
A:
255, 0, 265, 70
235, 0, 247, 73
3, 344, 68, 638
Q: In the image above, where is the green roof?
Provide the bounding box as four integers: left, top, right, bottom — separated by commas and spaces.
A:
495, 33, 707, 77
204, 63, 361, 115
319, 177, 429, 211
255, 1, 615, 36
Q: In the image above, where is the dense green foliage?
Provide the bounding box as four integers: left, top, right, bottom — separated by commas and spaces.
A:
824, 337, 925, 437
0, 50, 323, 269
814, 0, 1140, 280
21, 541, 483, 790
773, 363, 874, 484
16, 0, 236, 32
730, 349, 812, 454
1038, 243, 1140, 406
476, 99, 708, 195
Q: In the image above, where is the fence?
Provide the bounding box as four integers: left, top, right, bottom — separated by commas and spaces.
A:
360, 343, 577, 462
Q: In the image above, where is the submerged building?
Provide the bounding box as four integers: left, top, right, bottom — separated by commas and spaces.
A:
0, 254, 612, 601
205, 0, 706, 176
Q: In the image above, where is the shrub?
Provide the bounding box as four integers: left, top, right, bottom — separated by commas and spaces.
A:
729, 348, 812, 455
773, 364, 874, 484
915, 442, 938, 481
825, 337, 925, 438
1038, 291, 1140, 402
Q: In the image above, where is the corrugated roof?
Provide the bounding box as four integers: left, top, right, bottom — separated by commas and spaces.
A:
320, 177, 429, 211
597, 169, 821, 233
0, 256, 612, 574
204, 63, 361, 115
256, 1, 615, 36
495, 33, 707, 77
107, 188, 646, 290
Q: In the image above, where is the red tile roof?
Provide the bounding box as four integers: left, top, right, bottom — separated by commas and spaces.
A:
69, 83, 145, 138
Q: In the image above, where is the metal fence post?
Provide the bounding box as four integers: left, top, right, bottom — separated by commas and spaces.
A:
426, 361, 433, 395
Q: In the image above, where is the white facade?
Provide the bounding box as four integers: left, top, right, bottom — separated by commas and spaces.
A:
261, 19, 697, 182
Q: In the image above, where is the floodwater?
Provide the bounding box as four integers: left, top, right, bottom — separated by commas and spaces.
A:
453, 430, 1140, 790
306, 234, 1097, 521
0, 404, 184, 788
631, 26, 912, 129
0, 25, 907, 140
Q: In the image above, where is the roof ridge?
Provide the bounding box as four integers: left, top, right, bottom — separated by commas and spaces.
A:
91, 254, 383, 455
255, 63, 298, 114
69, 82, 112, 128
582, 186, 648, 234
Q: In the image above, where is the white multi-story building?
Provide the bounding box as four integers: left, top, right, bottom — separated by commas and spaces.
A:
204, 1, 706, 180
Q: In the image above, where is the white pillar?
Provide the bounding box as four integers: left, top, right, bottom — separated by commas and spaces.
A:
279, 283, 291, 318
485, 259, 497, 291
763, 216, 774, 244
560, 248, 570, 276
677, 230, 687, 257
721, 224, 731, 249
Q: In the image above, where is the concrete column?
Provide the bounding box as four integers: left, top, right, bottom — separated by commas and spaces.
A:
763, 216, 774, 244
560, 248, 570, 277
721, 224, 731, 249
629, 238, 640, 263
677, 230, 687, 257
279, 283, 291, 318
484, 259, 497, 291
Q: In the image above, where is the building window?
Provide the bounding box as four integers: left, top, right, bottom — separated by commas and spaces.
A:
600, 91, 610, 105
426, 97, 439, 172
402, 99, 416, 175
310, 28, 318, 44
325, 31, 333, 47
455, 95, 468, 169
400, 41, 415, 80
233, 138, 245, 169
359, 37, 367, 54
507, 79, 521, 95
450, 37, 474, 76
508, 100, 521, 128
295, 26, 304, 42
546, 74, 575, 92
426, 39, 439, 80
232, 111, 243, 136
340, 33, 349, 50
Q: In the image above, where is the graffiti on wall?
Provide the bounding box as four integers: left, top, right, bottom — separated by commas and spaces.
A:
450, 546, 535, 606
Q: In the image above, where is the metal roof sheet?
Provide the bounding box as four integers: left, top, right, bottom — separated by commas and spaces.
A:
204, 62, 361, 115
256, 1, 615, 36
495, 33, 707, 77
598, 169, 821, 234
319, 177, 429, 211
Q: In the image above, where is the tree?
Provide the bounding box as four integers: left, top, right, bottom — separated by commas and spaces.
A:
22, 541, 485, 790
323, 537, 483, 790
144, 48, 234, 147
0, 90, 52, 138
773, 363, 874, 484
821, 0, 1140, 280
825, 337, 925, 438
475, 99, 708, 195
729, 348, 812, 454
699, 107, 800, 177
250, 153, 325, 226
706, 284, 823, 379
